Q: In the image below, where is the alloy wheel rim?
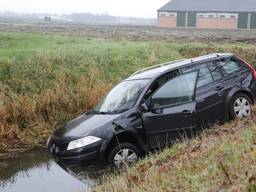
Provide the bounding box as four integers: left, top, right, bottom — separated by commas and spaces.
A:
113, 148, 138, 168
234, 97, 251, 118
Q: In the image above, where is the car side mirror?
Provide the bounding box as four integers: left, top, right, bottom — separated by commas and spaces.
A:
141, 102, 150, 112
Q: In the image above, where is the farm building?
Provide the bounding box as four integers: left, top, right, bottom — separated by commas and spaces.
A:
158, 0, 256, 29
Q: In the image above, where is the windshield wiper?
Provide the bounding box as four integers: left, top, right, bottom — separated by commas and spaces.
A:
88, 111, 109, 115
89, 110, 127, 115
98, 111, 108, 115
107, 109, 129, 114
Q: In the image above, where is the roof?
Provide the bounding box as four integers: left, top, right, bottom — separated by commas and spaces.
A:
158, 0, 256, 13
127, 53, 234, 80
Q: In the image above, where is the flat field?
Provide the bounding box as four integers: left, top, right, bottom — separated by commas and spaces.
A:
1, 22, 256, 43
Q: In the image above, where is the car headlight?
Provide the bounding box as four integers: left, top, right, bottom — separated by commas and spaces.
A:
67, 136, 101, 151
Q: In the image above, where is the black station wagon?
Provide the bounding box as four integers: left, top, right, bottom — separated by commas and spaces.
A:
48, 53, 256, 168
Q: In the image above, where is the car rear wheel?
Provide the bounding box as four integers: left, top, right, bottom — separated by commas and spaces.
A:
107, 143, 140, 168
230, 93, 252, 119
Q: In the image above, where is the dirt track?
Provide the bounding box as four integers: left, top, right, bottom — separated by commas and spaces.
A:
1, 22, 256, 43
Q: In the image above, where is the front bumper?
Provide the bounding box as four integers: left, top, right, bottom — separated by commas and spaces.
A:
48, 137, 108, 165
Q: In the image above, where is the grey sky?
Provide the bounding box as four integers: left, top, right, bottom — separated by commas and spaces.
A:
0, 0, 169, 18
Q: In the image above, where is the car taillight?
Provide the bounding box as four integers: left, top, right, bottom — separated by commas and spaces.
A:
245, 62, 256, 80
239, 57, 256, 79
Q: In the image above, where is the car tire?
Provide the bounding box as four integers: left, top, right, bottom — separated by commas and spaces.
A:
107, 143, 141, 168
229, 93, 253, 119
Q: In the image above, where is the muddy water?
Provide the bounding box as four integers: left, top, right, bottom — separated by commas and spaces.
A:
0, 148, 105, 192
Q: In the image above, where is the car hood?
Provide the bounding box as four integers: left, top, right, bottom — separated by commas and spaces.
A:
53, 113, 120, 138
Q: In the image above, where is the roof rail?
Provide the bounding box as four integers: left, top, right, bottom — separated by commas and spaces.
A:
131, 59, 185, 76
191, 53, 219, 63
130, 53, 232, 77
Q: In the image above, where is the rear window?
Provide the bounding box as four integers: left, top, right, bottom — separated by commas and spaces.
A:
219, 57, 243, 74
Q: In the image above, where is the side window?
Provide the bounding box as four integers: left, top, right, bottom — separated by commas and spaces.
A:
151, 71, 198, 108
197, 64, 213, 88
219, 58, 242, 74
143, 70, 180, 101
181, 63, 214, 88
208, 62, 223, 81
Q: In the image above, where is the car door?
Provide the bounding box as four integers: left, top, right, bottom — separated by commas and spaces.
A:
194, 61, 226, 125
181, 61, 226, 127
141, 71, 198, 149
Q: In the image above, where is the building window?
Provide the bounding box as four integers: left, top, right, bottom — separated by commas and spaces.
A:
217, 13, 238, 19
159, 12, 177, 17
197, 13, 217, 18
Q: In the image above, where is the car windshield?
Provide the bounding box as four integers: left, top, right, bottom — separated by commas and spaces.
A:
93, 79, 149, 114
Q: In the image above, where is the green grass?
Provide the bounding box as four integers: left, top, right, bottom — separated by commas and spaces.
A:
0, 33, 186, 96
1, 32, 256, 151
1, 32, 256, 95
96, 119, 256, 192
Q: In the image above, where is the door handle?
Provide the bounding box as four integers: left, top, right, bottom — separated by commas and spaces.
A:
215, 86, 224, 91
182, 110, 193, 116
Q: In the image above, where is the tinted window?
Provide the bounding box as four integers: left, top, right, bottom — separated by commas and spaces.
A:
182, 63, 214, 88
219, 58, 241, 74
197, 64, 213, 87
208, 62, 223, 81
143, 70, 180, 101
151, 71, 197, 108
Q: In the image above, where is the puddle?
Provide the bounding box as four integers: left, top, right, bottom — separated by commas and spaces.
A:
0, 148, 104, 192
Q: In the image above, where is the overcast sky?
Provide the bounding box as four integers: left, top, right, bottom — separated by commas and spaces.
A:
0, 0, 169, 18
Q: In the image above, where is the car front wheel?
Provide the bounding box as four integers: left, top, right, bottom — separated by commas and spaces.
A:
107, 143, 140, 168
230, 93, 253, 119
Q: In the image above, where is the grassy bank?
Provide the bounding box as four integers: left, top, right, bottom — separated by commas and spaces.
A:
1, 32, 256, 152
96, 118, 256, 192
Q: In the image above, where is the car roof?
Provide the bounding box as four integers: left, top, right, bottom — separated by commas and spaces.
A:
126, 53, 234, 81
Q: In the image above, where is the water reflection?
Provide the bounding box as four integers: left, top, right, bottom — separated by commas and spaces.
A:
0, 148, 105, 192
